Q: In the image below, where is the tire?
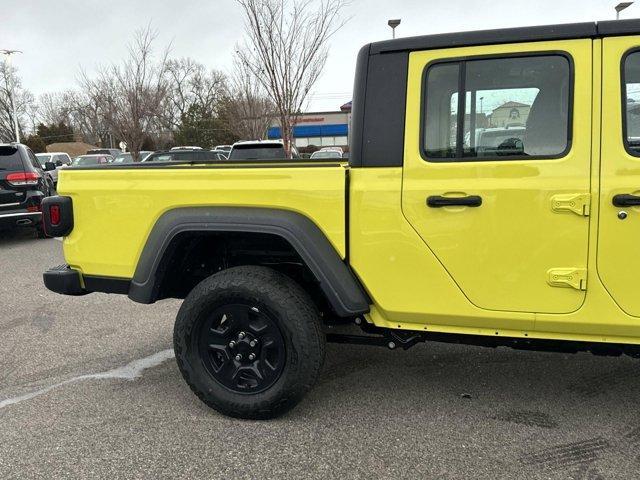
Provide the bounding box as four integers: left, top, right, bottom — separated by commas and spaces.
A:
174, 265, 325, 419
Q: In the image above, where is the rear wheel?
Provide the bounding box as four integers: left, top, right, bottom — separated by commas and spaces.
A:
173, 266, 325, 419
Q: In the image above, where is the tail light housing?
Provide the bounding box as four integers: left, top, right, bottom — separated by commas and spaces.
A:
6, 172, 40, 186
42, 196, 74, 237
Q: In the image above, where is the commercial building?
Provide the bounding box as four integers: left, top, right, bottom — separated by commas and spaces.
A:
488, 101, 531, 128
267, 102, 351, 149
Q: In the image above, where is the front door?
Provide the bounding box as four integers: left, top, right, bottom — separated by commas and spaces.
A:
402, 39, 592, 315
599, 36, 640, 317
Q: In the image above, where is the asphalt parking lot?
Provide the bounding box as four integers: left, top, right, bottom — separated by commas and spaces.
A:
1, 228, 639, 479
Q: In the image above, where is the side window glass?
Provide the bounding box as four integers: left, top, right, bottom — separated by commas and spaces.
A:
174, 152, 191, 161
423, 55, 571, 162
200, 151, 219, 161
623, 51, 640, 155
27, 150, 41, 170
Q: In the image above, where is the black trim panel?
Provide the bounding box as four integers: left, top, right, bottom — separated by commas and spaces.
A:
597, 19, 640, 37
43, 265, 130, 296
349, 50, 408, 168
67, 160, 343, 171
129, 207, 371, 317
83, 275, 131, 294
370, 22, 602, 55
349, 44, 371, 168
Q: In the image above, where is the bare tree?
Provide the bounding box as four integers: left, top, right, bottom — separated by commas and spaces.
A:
0, 61, 34, 142
80, 26, 169, 159
37, 90, 115, 146
63, 90, 110, 146
225, 55, 275, 140
163, 57, 227, 129
38, 92, 65, 125
236, 0, 349, 156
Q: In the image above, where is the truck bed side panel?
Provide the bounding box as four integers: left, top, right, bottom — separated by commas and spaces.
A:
58, 165, 346, 278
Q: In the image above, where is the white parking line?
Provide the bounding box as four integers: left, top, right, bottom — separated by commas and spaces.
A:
0, 349, 174, 410
54, 237, 62, 242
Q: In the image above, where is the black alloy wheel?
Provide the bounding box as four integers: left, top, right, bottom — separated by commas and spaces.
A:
198, 303, 286, 394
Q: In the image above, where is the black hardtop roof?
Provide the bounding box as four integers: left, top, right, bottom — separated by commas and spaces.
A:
369, 19, 640, 54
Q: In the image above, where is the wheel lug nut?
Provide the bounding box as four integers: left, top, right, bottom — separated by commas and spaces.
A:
238, 332, 245, 339
249, 340, 257, 347
228, 341, 236, 348
249, 353, 255, 360
235, 354, 242, 361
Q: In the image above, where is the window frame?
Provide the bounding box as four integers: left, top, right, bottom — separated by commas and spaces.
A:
420, 50, 575, 163
621, 47, 640, 158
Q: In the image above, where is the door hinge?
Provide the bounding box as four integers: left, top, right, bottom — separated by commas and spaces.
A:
547, 268, 587, 291
551, 193, 591, 217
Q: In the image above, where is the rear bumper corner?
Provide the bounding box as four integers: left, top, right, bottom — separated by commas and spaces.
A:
43, 265, 87, 296
43, 265, 131, 297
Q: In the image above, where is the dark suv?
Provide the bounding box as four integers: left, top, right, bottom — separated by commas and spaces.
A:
0, 144, 53, 236
87, 148, 121, 158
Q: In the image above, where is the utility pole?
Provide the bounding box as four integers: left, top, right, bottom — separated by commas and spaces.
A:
0, 49, 23, 143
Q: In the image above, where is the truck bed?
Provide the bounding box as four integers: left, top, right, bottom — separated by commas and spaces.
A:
57, 161, 347, 279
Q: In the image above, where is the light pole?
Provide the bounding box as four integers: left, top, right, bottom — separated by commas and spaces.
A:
0, 49, 23, 143
616, 2, 634, 19
388, 19, 401, 39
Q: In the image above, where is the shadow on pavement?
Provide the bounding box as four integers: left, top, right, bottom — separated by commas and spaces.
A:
0, 228, 44, 248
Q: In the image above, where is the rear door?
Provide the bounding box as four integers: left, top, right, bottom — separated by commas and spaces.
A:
402, 39, 593, 315
599, 35, 640, 317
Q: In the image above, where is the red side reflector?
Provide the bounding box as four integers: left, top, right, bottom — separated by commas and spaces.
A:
49, 205, 61, 226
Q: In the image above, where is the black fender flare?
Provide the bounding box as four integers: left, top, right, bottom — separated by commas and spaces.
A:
128, 207, 370, 317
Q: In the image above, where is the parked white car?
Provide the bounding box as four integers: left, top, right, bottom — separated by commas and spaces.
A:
318, 146, 344, 155
35, 152, 72, 185
228, 140, 299, 160
112, 151, 153, 163
310, 149, 343, 160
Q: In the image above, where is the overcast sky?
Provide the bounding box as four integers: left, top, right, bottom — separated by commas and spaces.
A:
1, 0, 637, 112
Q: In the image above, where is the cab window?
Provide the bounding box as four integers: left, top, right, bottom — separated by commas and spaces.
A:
623, 50, 640, 155
423, 54, 571, 161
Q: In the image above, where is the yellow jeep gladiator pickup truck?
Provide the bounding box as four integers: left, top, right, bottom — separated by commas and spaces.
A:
42, 20, 640, 419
